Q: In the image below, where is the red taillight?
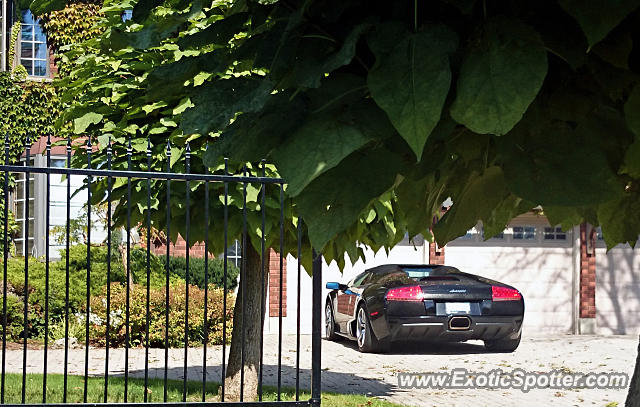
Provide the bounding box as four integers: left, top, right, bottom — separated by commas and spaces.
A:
385, 285, 424, 301
492, 286, 521, 301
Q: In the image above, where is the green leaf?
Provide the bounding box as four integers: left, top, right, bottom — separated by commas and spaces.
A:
107, 1, 203, 51
203, 92, 307, 165
544, 206, 583, 232
368, 25, 458, 160
450, 18, 548, 136
29, 0, 65, 15
180, 77, 273, 136
621, 139, 640, 178
73, 112, 103, 134
295, 147, 404, 251
500, 118, 623, 206
146, 53, 230, 101
625, 85, 640, 137
558, 0, 640, 48
482, 195, 533, 239
433, 166, 509, 246
597, 192, 640, 249
177, 13, 248, 49
286, 23, 372, 89
272, 104, 376, 197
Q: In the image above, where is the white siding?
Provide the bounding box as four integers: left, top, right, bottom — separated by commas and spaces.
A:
596, 245, 640, 335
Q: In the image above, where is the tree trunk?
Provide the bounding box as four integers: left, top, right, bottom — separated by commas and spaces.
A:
626, 335, 640, 406
222, 244, 270, 401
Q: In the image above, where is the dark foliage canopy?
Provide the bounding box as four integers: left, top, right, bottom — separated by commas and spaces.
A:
30, 0, 640, 269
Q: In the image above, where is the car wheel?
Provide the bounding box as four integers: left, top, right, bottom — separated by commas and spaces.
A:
484, 333, 521, 352
356, 305, 389, 353
325, 302, 339, 341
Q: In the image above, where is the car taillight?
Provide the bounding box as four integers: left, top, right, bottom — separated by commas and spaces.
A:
385, 285, 424, 301
492, 286, 522, 301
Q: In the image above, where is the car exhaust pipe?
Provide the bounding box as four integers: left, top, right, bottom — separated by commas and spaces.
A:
449, 316, 471, 331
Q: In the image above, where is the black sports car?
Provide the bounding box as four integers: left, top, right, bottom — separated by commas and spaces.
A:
325, 264, 524, 353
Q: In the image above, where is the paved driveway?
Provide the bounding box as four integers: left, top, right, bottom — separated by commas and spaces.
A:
3, 334, 637, 406
319, 334, 637, 406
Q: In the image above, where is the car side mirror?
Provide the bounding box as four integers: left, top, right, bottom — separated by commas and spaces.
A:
326, 282, 340, 290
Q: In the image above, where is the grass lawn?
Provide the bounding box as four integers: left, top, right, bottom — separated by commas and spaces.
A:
1, 374, 402, 406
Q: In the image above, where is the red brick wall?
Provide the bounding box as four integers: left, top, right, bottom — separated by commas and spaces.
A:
150, 235, 208, 258
48, 47, 58, 77
269, 249, 287, 317
579, 223, 596, 318
429, 240, 445, 265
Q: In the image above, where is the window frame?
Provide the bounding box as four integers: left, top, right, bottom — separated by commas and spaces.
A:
1, 0, 7, 72
16, 10, 49, 79
13, 158, 36, 256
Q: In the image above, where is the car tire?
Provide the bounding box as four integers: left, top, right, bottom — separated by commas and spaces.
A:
355, 304, 389, 353
484, 334, 521, 352
325, 301, 340, 341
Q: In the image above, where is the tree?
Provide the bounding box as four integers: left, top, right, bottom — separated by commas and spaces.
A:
30, 0, 640, 403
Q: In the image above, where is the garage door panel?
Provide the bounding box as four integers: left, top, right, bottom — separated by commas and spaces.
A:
446, 245, 573, 334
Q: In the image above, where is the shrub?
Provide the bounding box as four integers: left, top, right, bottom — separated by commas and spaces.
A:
0, 244, 236, 344
160, 256, 239, 291
88, 282, 234, 347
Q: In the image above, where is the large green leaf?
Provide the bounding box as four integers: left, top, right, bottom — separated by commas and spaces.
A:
433, 166, 509, 246
73, 112, 103, 134
544, 206, 583, 232
295, 148, 404, 251
180, 77, 273, 136
450, 18, 548, 136
621, 138, 640, 178
272, 105, 375, 197
29, 0, 65, 16
625, 84, 640, 137
284, 23, 372, 89
177, 13, 249, 49
368, 25, 458, 160
204, 92, 308, 165
558, 0, 640, 48
597, 192, 640, 249
500, 117, 623, 206
482, 195, 533, 239
107, 1, 203, 51
146, 53, 230, 101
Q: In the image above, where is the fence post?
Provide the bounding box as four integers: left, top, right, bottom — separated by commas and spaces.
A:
310, 249, 322, 407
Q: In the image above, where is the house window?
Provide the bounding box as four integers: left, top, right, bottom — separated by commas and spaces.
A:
1, 0, 7, 71
14, 161, 35, 256
227, 239, 241, 268
19, 10, 48, 77
513, 226, 536, 240
543, 226, 567, 240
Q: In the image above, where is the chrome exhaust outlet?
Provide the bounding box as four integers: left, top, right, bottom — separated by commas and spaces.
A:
449, 316, 471, 331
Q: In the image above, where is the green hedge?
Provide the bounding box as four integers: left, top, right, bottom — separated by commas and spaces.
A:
159, 255, 239, 291
0, 244, 238, 344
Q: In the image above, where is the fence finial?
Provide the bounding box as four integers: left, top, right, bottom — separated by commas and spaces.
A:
87, 136, 92, 168
147, 137, 152, 156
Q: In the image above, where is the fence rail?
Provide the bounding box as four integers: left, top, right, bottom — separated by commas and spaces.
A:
0, 134, 322, 406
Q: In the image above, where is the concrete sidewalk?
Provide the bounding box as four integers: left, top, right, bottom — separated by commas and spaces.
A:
2, 334, 637, 406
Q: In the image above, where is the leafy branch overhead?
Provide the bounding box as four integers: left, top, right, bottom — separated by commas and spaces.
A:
33, 0, 640, 260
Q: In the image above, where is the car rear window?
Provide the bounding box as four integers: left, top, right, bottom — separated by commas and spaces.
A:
401, 266, 461, 280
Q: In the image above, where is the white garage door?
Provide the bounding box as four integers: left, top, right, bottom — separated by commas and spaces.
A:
446, 215, 575, 335
596, 244, 640, 335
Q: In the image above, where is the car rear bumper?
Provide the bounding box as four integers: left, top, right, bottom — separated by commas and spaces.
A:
383, 315, 523, 342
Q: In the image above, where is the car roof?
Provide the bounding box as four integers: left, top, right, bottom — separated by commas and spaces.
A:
365, 264, 462, 275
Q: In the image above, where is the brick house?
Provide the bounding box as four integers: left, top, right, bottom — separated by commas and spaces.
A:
3, 2, 638, 338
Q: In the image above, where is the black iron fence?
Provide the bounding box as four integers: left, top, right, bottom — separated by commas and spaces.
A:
0, 134, 322, 406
